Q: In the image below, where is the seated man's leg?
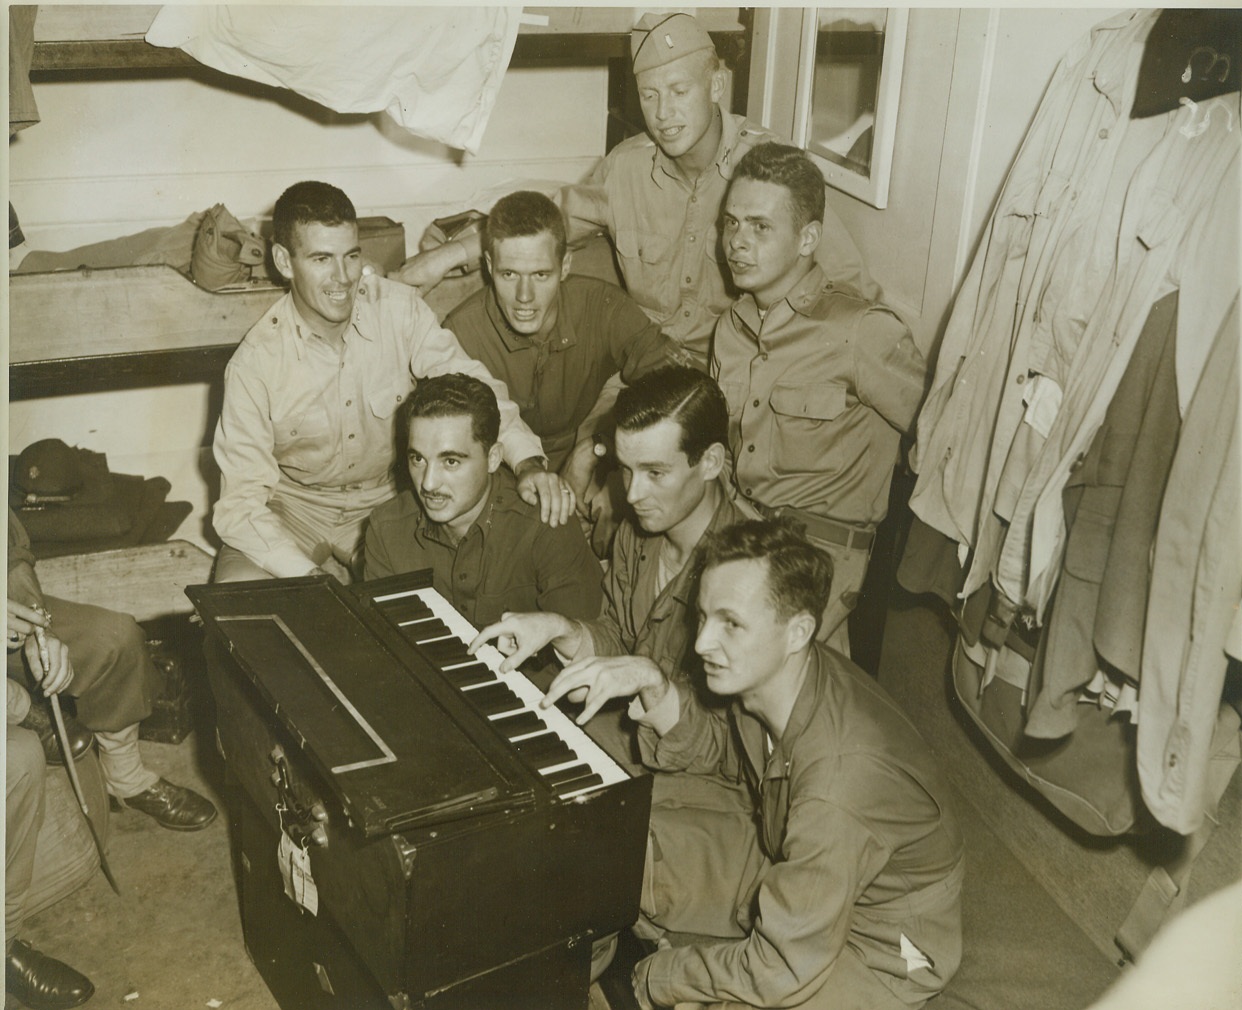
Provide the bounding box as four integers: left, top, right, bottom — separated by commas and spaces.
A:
212, 544, 275, 582
687, 947, 918, 1010
6, 726, 95, 1009
6, 727, 45, 938
638, 772, 767, 943
41, 595, 216, 831
215, 487, 385, 584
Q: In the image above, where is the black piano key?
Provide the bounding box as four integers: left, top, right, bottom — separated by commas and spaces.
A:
552, 771, 604, 796
442, 663, 496, 688
418, 638, 473, 665
465, 682, 524, 716
543, 763, 594, 787
377, 597, 435, 623
514, 732, 573, 763
490, 710, 547, 738
404, 618, 453, 643
524, 747, 579, 772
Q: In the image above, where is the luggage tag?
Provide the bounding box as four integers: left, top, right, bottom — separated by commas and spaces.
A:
277, 802, 319, 916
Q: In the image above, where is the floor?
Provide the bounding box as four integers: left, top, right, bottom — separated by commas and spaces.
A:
14, 589, 1238, 1010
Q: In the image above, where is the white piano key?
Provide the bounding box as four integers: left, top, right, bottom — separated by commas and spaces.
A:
375, 587, 628, 798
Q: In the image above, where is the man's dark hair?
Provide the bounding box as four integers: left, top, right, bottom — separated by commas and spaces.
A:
732, 143, 826, 231
486, 191, 567, 262
701, 518, 833, 629
407, 373, 500, 449
614, 365, 728, 466
272, 181, 357, 253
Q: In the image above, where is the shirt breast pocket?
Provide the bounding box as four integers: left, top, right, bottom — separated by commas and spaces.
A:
718, 379, 747, 420
769, 382, 848, 472
613, 228, 671, 272
368, 380, 410, 421
273, 404, 332, 473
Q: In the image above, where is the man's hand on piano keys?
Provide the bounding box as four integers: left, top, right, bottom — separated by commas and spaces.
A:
469, 611, 585, 673
543, 655, 667, 725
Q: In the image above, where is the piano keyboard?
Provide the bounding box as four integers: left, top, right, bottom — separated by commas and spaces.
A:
371, 587, 628, 800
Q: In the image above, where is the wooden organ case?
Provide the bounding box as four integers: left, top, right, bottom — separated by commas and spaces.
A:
189, 572, 652, 1010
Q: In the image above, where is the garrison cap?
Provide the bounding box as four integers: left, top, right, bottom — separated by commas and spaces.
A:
15, 439, 85, 495
631, 12, 715, 74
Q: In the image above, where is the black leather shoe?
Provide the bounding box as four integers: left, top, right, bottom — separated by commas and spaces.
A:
5, 939, 95, 1009
111, 778, 217, 831
18, 704, 94, 767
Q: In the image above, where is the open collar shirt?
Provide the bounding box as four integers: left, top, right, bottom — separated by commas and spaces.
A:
560, 108, 876, 368
213, 276, 542, 578
712, 264, 927, 526
581, 486, 747, 686
362, 467, 602, 628
633, 643, 964, 1009
444, 275, 684, 470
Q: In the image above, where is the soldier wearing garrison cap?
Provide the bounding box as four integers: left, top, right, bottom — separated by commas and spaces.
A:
395, 12, 877, 371
712, 142, 927, 655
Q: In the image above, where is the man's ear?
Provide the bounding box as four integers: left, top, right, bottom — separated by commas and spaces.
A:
487, 442, 503, 474
272, 243, 294, 282
798, 219, 822, 259
785, 610, 817, 654
709, 67, 728, 106
699, 441, 726, 481
560, 250, 573, 281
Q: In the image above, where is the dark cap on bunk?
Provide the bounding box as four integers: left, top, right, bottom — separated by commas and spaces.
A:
631, 12, 714, 74
15, 439, 86, 496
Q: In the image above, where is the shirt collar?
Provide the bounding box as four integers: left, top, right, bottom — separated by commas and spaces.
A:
730, 262, 828, 337
664, 480, 748, 606
1090, 10, 1146, 116
284, 284, 373, 360
484, 288, 574, 353
760, 648, 822, 783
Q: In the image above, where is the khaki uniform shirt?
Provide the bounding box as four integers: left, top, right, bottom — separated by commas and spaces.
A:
635, 644, 964, 1009
582, 486, 747, 685
561, 110, 876, 368
444, 275, 684, 470
362, 468, 603, 628
213, 277, 542, 578
712, 265, 927, 526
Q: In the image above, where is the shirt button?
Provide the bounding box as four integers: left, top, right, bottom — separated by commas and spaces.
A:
345, 399, 352, 406
1099, 128, 1109, 139
684, 310, 691, 318
760, 352, 769, 361
688, 235, 696, 243
685, 276, 692, 284
270, 317, 278, 325
747, 444, 755, 453
290, 429, 298, 436
744, 488, 753, 497
459, 573, 468, 581
1015, 374, 1026, 385
348, 433, 356, 440
690, 195, 697, 203
753, 399, 760, 407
